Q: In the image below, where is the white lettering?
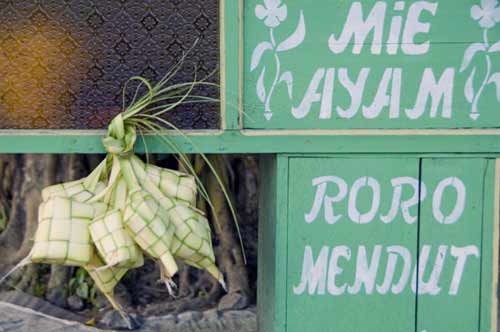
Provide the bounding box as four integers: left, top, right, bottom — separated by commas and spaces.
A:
327, 245, 351, 295
433, 177, 466, 224
449, 245, 480, 295
292, 68, 325, 119
362, 68, 393, 119
402, 1, 438, 55
405, 68, 455, 119
293, 246, 329, 295
348, 177, 381, 224
305, 176, 348, 224
348, 245, 382, 294
329, 2, 386, 55
377, 245, 412, 294
320, 69, 335, 119
412, 245, 447, 295
380, 177, 426, 224
337, 68, 370, 119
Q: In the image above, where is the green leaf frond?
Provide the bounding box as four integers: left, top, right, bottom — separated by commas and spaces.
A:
117, 48, 247, 263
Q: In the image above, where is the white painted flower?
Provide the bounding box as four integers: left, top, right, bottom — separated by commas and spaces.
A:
471, 0, 500, 29
255, 0, 288, 28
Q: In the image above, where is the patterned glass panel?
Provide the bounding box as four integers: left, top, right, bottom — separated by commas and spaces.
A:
0, 0, 219, 129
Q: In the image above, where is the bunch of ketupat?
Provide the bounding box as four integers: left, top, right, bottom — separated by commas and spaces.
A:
0, 57, 232, 329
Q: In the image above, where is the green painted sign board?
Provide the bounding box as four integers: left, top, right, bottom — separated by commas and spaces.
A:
259, 155, 498, 332
244, 0, 500, 129
248, 2, 500, 329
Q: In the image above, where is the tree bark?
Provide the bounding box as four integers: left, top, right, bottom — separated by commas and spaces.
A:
206, 155, 250, 307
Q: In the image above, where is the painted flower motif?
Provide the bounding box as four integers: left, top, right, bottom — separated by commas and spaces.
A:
471, 0, 500, 28
255, 0, 288, 28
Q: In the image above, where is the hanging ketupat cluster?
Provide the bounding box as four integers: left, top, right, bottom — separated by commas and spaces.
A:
1, 118, 224, 327
0, 57, 230, 328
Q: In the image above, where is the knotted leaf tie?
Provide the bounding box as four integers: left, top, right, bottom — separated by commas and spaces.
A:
1, 113, 225, 328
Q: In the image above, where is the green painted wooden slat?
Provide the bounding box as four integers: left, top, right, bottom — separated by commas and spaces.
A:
417, 158, 487, 332
479, 159, 497, 332
257, 155, 277, 332
286, 157, 419, 332
221, 0, 241, 130
276, 155, 290, 332
243, 0, 500, 129
258, 155, 289, 332
3, 131, 500, 153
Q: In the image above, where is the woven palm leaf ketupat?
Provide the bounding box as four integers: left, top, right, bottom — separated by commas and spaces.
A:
33, 196, 100, 266
41, 160, 108, 202
0, 61, 231, 328
86, 253, 132, 326
123, 190, 178, 287
169, 203, 225, 288
89, 208, 144, 269
130, 155, 197, 207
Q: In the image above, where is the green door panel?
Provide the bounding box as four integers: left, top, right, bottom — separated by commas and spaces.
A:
287, 157, 419, 332
258, 155, 497, 332
416, 158, 487, 332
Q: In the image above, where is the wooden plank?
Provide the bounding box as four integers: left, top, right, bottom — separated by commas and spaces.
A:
417, 158, 487, 332
286, 157, 419, 332
257, 155, 289, 332
276, 155, 290, 332
479, 159, 498, 332
243, 0, 500, 129
4, 130, 500, 153
221, 0, 242, 130
257, 155, 277, 332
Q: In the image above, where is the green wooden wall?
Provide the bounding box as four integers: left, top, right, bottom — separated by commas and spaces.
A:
0, 1, 498, 331
259, 155, 498, 332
